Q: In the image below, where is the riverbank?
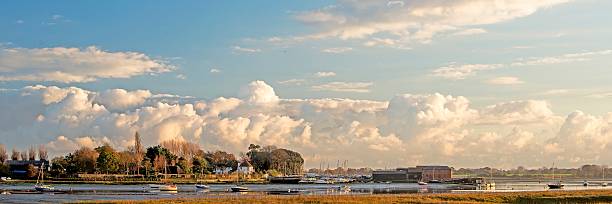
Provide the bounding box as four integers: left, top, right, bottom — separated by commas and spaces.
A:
84, 190, 612, 204
1, 178, 267, 185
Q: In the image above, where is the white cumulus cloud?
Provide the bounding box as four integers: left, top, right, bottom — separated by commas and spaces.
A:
0, 46, 174, 83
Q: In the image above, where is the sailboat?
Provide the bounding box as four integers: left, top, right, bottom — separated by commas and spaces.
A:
486, 167, 496, 190
602, 167, 608, 187
231, 169, 248, 192
150, 162, 178, 191
547, 163, 564, 189
34, 163, 54, 192
428, 167, 441, 183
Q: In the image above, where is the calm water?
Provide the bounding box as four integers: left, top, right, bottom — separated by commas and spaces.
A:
1, 180, 610, 203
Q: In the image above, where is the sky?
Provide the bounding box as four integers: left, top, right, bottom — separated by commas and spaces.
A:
1, 0, 612, 169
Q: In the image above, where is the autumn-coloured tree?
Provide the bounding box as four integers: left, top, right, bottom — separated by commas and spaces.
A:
21, 151, 28, 161
153, 154, 167, 174
161, 139, 200, 173
133, 132, 144, 174
117, 151, 133, 175
38, 145, 48, 161
11, 148, 19, 160
0, 144, 7, 163
28, 146, 36, 160
26, 164, 38, 178
73, 147, 99, 173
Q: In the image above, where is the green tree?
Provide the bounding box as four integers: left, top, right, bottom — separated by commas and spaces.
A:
95, 144, 120, 174
247, 144, 272, 173
205, 151, 238, 170
0, 163, 9, 177
192, 156, 209, 175
50, 156, 69, 177
177, 157, 192, 174
270, 148, 304, 175
145, 145, 176, 166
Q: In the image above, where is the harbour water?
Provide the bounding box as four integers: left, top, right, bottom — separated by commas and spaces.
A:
1, 180, 610, 203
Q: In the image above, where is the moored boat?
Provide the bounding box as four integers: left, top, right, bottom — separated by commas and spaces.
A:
547, 181, 564, 189
417, 181, 428, 185
268, 175, 303, 184
158, 184, 178, 191
34, 163, 54, 192
231, 186, 249, 192
548, 162, 563, 189
195, 184, 210, 189
428, 179, 442, 183
34, 184, 55, 192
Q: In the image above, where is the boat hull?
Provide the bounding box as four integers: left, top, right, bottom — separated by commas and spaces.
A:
231, 187, 248, 192
268, 176, 302, 184
195, 184, 210, 189
34, 185, 54, 192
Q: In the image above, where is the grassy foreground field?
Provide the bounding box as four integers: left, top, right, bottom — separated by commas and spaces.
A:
86, 190, 612, 204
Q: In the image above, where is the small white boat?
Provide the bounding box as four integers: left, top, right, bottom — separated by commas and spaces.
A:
150, 184, 178, 191
195, 184, 210, 189
314, 179, 331, 184
338, 185, 351, 192
583, 180, 589, 187
602, 182, 608, 187
0, 177, 10, 182
417, 181, 428, 185
231, 186, 249, 192
158, 184, 178, 191
148, 184, 162, 189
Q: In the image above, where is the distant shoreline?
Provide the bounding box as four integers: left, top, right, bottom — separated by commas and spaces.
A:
78, 189, 612, 204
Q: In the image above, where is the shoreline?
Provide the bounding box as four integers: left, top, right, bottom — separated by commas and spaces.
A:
78, 189, 612, 204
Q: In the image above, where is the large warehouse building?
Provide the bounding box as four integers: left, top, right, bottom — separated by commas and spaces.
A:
372, 165, 452, 182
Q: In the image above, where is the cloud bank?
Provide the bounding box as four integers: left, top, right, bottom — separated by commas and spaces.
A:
288, 0, 570, 47
1, 81, 611, 168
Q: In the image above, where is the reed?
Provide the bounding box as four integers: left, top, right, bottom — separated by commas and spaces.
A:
82, 189, 612, 204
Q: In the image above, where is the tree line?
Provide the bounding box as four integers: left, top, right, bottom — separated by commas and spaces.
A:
0, 132, 304, 179
0, 144, 48, 178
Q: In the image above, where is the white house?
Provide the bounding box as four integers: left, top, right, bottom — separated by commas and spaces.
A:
237, 160, 254, 174
213, 167, 233, 174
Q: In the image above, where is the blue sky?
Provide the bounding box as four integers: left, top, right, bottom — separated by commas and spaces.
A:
2, 0, 612, 115
2, 1, 612, 167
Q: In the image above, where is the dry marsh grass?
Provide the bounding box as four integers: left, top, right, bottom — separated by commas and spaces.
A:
83, 189, 612, 204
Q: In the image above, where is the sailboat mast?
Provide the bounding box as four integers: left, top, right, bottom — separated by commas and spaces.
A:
552, 162, 555, 181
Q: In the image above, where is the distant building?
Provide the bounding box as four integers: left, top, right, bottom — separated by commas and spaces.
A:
7, 160, 49, 178
237, 160, 254, 174
372, 170, 408, 182
418, 165, 452, 181
397, 167, 424, 182
372, 165, 452, 182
